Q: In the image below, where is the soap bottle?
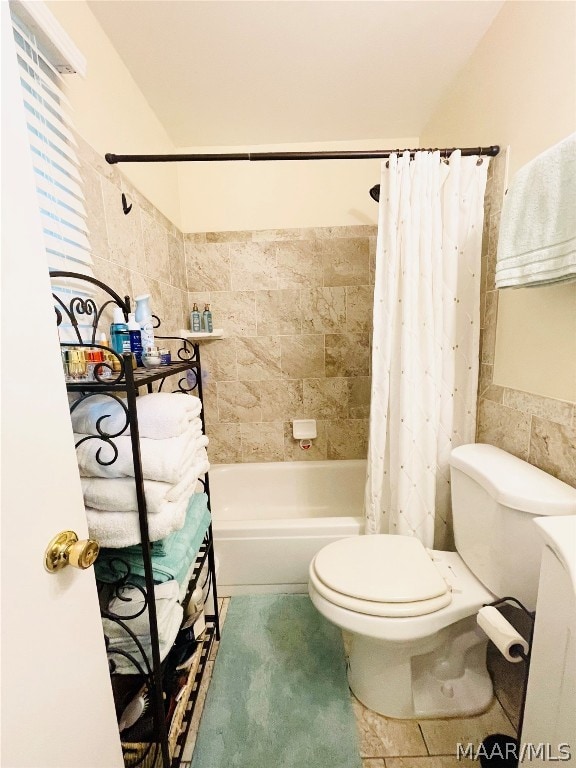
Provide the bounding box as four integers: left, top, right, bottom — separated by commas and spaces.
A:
127, 312, 144, 366
110, 307, 131, 355
135, 294, 155, 352
202, 303, 213, 333
191, 303, 201, 333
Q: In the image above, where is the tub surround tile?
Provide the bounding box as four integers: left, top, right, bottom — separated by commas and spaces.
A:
206, 423, 242, 463
300, 287, 346, 333
236, 336, 282, 380
503, 389, 574, 427
252, 227, 306, 242
209, 291, 257, 337
259, 379, 304, 422
217, 380, 261, 423
478, 364, 503, 403
199, 337, 238, 382
256, 289, 302, 335
480, 291, 498, 365
349, 377, 372, 418
281, 335, 325, 378
185, 232, 208, 244
346, 286, 374, 332
303, 378, 350, 419
101, 176, 145, 272
327, 419, 369, 459
168, 233, 187, 289
352, 697, 428, 758
529, 416, 576, 486
276, 241, 323, 287
476, 399, 531, 460
326, 332, 370, 377
230, 242, 277, 290
185, 242, 231, 292
206, 230, 252, 243
363, 760, 385, 768
159, 282, 186, 335
198, 378, 219, 425
418, 699, 515, 756
283, 420, 328, 461
322, 238, 370, 287
142, 209, 171, 284
240, 422, 284, 462
313, 225, 377, 240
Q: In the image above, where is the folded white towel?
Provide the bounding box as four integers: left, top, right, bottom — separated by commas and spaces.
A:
104, 600, 183, 673
75, 428, 209, 484
104, 580, 180, 638
86, 491, 192, 547
81, 448, 209, 513
496, 133, 576, 288
70, 392, 202, 439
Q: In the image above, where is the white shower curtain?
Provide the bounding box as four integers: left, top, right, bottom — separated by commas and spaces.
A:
365, 150, 488, 548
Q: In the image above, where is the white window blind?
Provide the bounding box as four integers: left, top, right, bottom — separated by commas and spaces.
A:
11, 4, 92, 277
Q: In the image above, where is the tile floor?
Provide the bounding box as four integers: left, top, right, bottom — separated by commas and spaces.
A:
181, 598, 517, 767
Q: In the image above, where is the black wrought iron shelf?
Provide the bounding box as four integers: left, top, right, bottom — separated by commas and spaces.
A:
65, 359, 200, 392
50, 270, 219, 768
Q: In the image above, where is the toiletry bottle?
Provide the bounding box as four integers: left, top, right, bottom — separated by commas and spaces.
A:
191, 303, 201, 333
135, 294, 155, 351
110, 307, 131, 355
127, 312, 144, 366
202, 303, 213, 333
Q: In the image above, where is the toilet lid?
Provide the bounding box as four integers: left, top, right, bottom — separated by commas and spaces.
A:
314, 535, 449, 604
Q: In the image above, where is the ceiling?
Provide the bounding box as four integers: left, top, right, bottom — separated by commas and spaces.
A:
87, 0, 504, 148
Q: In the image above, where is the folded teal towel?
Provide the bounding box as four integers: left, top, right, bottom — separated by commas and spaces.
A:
95, 492, 211, 585
496, 133, 576, 288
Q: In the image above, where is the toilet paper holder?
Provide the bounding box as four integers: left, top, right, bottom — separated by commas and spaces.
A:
477, 597, 536, 766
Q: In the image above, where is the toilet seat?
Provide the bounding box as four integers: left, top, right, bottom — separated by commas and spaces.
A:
310, 535, 452, 618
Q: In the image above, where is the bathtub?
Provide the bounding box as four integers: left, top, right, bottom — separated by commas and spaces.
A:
209, 459, 365, 595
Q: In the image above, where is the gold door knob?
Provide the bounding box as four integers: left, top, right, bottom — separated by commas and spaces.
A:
45, 530, 100, 572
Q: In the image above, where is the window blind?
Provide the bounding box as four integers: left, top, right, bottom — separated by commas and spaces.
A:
11, 6, 92, 277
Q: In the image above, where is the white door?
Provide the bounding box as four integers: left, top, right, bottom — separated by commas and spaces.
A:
1, 6, 124, 766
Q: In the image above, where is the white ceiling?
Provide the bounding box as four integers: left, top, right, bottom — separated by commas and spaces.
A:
87, 0, 504, 148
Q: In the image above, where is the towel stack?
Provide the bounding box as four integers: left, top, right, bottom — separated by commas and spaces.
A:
71, 392, 210, 548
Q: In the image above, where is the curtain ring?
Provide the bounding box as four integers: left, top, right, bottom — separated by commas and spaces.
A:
476, 157, 484, 165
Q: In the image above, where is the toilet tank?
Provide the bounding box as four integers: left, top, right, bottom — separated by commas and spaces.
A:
449, 444, 576, 611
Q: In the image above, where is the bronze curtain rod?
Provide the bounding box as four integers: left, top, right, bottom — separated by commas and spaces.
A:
105, 145, 500, 164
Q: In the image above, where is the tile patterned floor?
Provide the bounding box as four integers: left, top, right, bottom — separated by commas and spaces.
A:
181, 597, 517, 767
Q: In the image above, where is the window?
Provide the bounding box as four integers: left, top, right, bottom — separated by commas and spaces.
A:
10, 1, 91, 277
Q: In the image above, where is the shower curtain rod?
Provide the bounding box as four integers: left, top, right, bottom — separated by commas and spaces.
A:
105, 145, 499, 165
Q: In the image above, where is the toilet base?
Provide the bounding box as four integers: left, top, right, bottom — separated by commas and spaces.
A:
347, 616, 494, 719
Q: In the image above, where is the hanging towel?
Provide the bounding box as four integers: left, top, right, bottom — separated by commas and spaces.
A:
69, 392, 202, 439
80, 449, 209, 513
495, 133, 576, 288
74, 429, 208, 483
86, 493, 190, 547
95, 492, 211, 585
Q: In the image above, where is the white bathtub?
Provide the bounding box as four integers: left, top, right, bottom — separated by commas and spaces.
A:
209, 459, 365, 595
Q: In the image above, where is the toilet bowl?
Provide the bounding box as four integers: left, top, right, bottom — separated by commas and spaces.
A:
309, 444, 576, 719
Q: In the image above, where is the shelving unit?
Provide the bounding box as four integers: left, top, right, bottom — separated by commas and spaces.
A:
51, 271, 219, 768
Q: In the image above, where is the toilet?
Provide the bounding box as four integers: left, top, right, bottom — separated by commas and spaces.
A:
308, 443, 576, 719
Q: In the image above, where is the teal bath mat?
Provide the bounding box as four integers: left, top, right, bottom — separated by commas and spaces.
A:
191, 595, 361, 768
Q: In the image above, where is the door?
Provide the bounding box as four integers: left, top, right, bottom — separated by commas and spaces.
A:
1, 5, 124, 766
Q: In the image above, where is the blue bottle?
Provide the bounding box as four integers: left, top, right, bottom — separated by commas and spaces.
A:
110, 307, 131, 355
202, 303, 213, 333
127, 312, 144, 366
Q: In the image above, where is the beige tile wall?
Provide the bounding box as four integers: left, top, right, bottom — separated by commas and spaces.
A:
478, 153, 576, 488
185, 227, 376, 463
77, 134, 189, 345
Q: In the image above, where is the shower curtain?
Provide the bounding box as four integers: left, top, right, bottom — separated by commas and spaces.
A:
365, 150, 488, 548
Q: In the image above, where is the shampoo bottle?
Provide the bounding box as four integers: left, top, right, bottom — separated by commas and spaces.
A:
135, 294, 155, 351
110, 307, 131, 355
191, 303, 201, 332
202, 303, 213, 333
127, 313, 144, 366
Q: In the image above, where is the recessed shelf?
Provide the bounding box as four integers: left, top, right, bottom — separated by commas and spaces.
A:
179, 329, 224, 341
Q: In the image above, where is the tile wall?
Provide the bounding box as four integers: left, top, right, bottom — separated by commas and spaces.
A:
78, 135, 189, 346
184, 226, 376, 463
478, 153, 576, 488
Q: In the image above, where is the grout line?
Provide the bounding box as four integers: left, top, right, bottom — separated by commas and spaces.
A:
417, 722, 431, 756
